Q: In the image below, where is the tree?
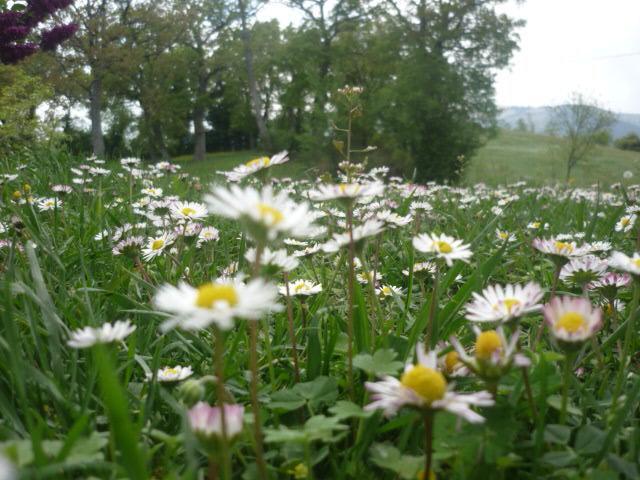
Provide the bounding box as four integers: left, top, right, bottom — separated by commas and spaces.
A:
0, 0, 76, 64
549, 93, 615, 181
236, 0, 272, 150
615, 133, 640, 152
181, 0, 234, 161
0, 64, 52, 156
371, 0, 523, 181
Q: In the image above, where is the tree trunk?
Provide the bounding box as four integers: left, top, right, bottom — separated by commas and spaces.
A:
239, 0, 272, 151
89, 76, 105, 157
193, 73, 207, 162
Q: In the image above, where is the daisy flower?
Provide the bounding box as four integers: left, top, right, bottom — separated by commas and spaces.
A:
402, 261, 437, 277
170, 201, 208, 221
322, 220, 385, 253
543, 296, 602, 345
51, 184, 73, 195
245, 247, 300, 272
437, 348, 469, 378
67, 320, 136, 348
465, 282, 543, 323
532, 237, 586, 262
219, 151, 289, 182
205, 185, 322, 242
148, 365, 194, 382
583, 241, 612, 253
188, 402, 245, 441
153, 277, 281, 331
495, 229, 516, 243
608, 251, 640, 277
376, 210, 412, 227
356, 270, 383, 285
142, 232, 175, 261
413, 233, 473, 266
196, 226, 220, 247
279, 279, 322, 296
365, 345, 494, 422
37, 197, 62, 211
112, 236, 145, 258
588, 272, 632, 292
615, 214, 636, 233
308, 182, 385, 202
292, 243, 322, 258
376, 285, 402, 298
450, 327, 530, 382
559, 255, 608, 287
141, 187, 163, 197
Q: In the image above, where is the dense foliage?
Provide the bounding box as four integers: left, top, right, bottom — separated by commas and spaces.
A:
17, 0, 523, 181
1, 147, 640, 479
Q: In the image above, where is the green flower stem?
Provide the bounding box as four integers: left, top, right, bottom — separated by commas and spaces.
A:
249, 244, 269, 480
533, 262, 563, 349
400, 213, 421, 336
346, 203, 356, 400
213, 327, 231, 480
423, 411, 435, 480
425, 267, 439, 350
283, 272, 301, 383
612, 280, 640, 412
560, 352, 574, 425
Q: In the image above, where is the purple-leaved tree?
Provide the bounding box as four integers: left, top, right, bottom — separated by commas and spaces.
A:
0, 0, 77, 64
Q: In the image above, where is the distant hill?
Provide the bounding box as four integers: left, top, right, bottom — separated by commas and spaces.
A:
498, 106, 640, 139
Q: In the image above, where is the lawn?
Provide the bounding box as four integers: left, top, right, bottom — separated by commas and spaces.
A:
464, 130, 640, 186
175, 131, 640, 187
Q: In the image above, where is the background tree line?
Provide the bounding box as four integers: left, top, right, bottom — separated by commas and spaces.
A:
3, 0, 523, 181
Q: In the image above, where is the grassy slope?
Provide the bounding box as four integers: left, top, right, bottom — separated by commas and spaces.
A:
175, 130, 640, 186
174, 151, 318, 182
464, 130, 640, 186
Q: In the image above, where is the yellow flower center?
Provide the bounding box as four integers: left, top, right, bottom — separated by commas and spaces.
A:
502, 298, 521, 313
294, 282, 307, 293
292, 463, 309, 479
257, 203, 284, 225
531, 222, 540, 228
475, 330, 502, 360
554, 241, 574, 253
181, 207, 197, 216
151, 239, 165, 250
444, 351, 460, 374
195, 283, 238, 309
400, 365, 447, 403
417, 470, 437, 480
246, 156, 270, 168
622, 217, 631, 226
12, 190, 22, 199
163, 367, 179, 376
436, 241, 453, 254
633, 259, 640, 268
498, 231, 508, 239
555, 311, 586, 333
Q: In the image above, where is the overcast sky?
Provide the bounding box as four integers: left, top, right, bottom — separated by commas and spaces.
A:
259, 0, 640, 113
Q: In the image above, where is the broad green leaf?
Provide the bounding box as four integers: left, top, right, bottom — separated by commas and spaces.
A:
541, 450, 577, 468
353, 348, 403, 377
329, 401, 373, 420
369, 443, 423, 479
544, 424, 572, 445
575, 425, 605, 455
